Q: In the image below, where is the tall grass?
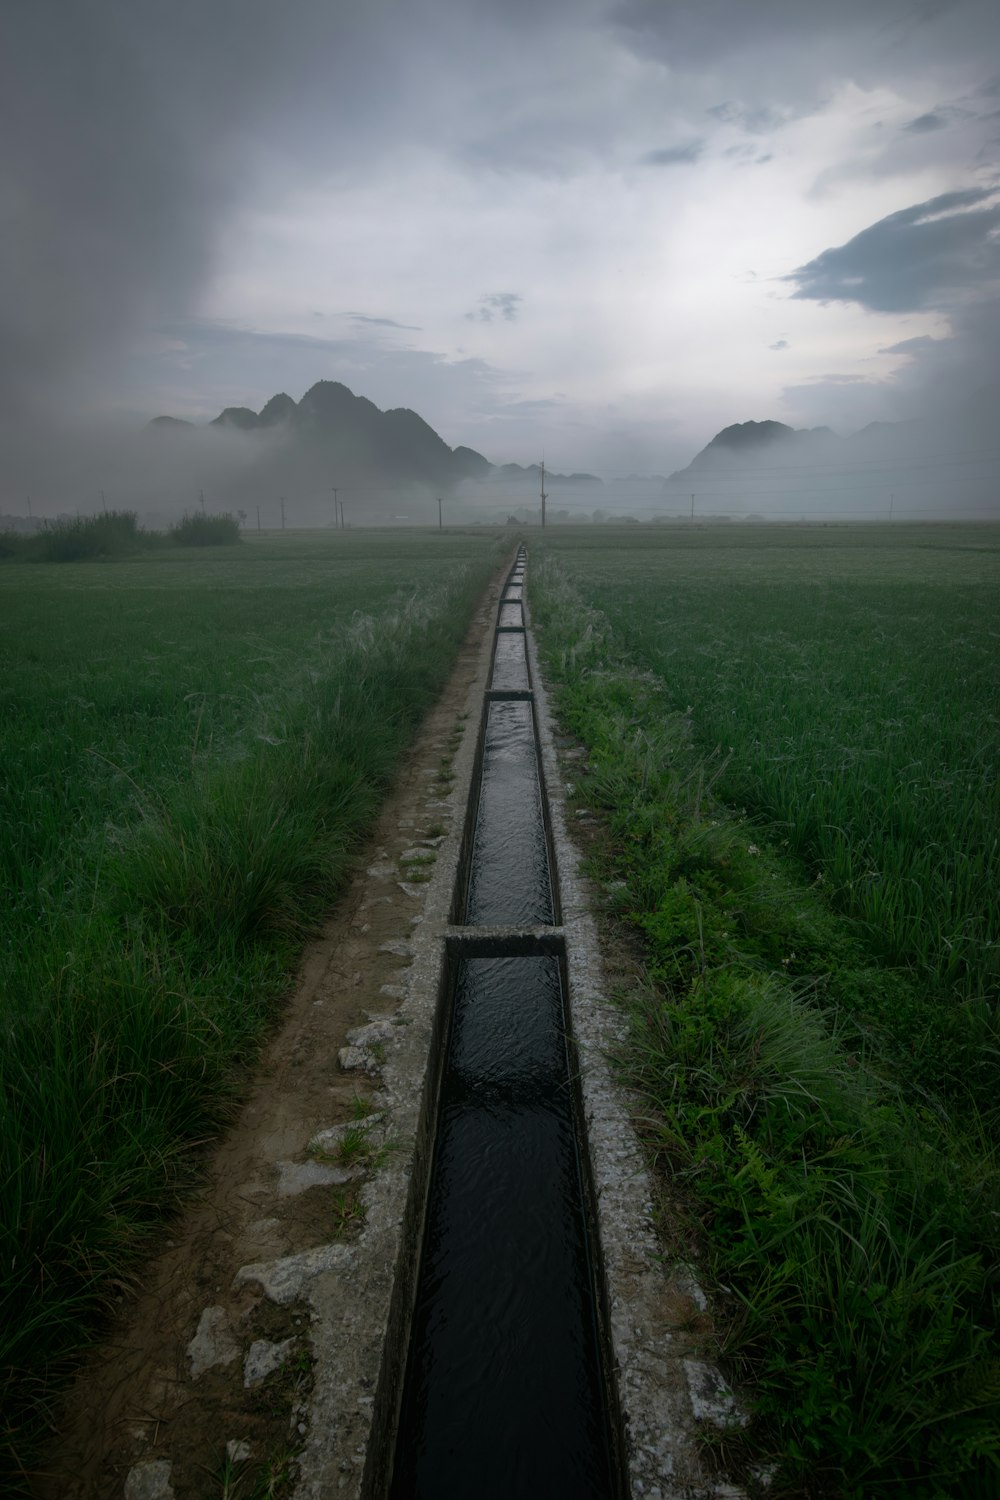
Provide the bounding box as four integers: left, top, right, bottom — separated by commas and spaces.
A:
531, 546, 1000, 1498
168, 510, 241, 545
0, 509, 145, 561
0, 532, 502, 1485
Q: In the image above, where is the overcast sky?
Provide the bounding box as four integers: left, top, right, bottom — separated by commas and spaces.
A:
4, 0, 999, 475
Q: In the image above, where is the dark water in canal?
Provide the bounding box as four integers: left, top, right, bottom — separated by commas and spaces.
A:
389, 958, 616, 1499
489, 633, 529, 691
388, 554, 618, 1498
464, 700, 553, 926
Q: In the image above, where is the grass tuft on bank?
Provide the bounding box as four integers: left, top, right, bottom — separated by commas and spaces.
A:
531, 551, 999, 1499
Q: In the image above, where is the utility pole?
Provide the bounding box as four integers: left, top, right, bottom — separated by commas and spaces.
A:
199, 489, 205, 513
332, 486, 339, 528
256, 504, 261, 533
540, 460, 547, 529
339, 500, 345, 530
690, 493, 695, 520
280, 496, 286, 531
437, 497, 442, 531
26, 495, 31, 519
889, 492, 894, 522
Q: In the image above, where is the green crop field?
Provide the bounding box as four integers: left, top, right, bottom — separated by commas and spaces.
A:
0, 528, 502, 1481
531, 524, 1000, 1498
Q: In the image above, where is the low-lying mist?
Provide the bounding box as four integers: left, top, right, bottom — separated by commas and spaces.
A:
3, 390, 998, 531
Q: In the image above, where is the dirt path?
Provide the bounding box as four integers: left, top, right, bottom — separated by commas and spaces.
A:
31, 573, 501, 1500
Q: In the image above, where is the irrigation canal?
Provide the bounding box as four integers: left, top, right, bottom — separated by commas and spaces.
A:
388, 550, 625, 1497
56, 545, 739, 1500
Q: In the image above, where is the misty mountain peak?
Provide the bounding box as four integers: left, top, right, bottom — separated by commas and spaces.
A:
297, 380, 380, 426
672, 418, 841, 478
148, 379, 491, 501
146, 414, 196, 431
257, 392, 296, 427
209, 406, 258, 431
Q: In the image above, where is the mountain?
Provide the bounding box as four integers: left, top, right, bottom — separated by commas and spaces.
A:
145, 383, 608, 523
452, 445, 492, 479
146, 415, 195, 431
664, 392, 999, 519
257, 392, 297, 427
669, 420, 837, 480
150, 381, 491, 493
209, 406, 258, 431
497, 462, 602, 485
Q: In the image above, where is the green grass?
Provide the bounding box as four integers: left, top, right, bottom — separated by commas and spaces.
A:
0, 528, 503, 1485
538, 524, 999, 1064
530, 528, 1000, 1498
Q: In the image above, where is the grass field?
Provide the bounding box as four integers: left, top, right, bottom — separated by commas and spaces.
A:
0, 528, 502, 1481
532, 525, 1000, 1498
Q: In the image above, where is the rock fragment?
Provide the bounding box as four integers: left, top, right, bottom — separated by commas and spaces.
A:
124, 1460, 174, 1500
244, 1337, 295, 1388
276, 1159, 353, 1196
338, 1019, 394, 1076
186, 1306, 240, 1379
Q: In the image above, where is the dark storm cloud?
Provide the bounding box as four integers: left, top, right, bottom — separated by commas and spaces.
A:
782, 296, 1000, 430
723, 144, 774, 167
612, 0, 1000, 139
878, 335, 940, 355
496, 398, 562, 414
641, 141, 705, 166
613, 0, 997, 74
2, 0, 536, 417
787, 189, 1000, 312
466, 293, 523, 324
881, 297, 1000, 403
707, 101, 788, 134
904, 110, 948, 132
349, 316, 423, 331
1, 0, 350, 412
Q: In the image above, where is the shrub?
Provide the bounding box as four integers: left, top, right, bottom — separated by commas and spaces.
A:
36, 511, 143, 562
168, 511, 241, 546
